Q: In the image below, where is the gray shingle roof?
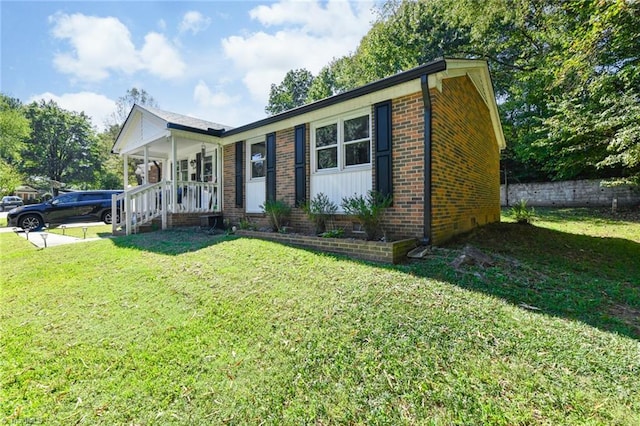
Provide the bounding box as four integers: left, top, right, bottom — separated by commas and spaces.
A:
139, 105, 234, 132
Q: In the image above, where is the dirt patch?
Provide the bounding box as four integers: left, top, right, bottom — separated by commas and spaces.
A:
609, 304, 640, 335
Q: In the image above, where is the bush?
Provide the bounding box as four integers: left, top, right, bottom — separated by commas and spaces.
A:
510, 199, 535, 224
261, 199, 291, 232
341, 191, 392, 240
301, 192, 338, 234
238, 217, 256, 231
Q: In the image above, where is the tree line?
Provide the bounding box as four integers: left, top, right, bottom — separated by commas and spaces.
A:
266, 0, 639, 184
0, 89, 156, 196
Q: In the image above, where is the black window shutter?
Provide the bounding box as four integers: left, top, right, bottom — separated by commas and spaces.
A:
294, 124, 306, 206
374, 101, 393, 198
235, 141, 243, 207
266, 133, 276, 202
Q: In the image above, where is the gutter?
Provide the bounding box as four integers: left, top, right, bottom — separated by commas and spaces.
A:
420, 74, 433, 246
166, 122, 224, 137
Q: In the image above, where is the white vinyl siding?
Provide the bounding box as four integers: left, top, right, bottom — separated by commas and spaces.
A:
311, 169, 372, 213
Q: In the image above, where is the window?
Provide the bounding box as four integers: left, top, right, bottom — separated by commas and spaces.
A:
178, 160, 188, 181
203, 155, 213, 182
54, 193, 80, 204
250, 141, 266, 179
316, 123, 337, 170
81, 193, 107, 201
313, 112, 370, 172
344, 115, 370, 166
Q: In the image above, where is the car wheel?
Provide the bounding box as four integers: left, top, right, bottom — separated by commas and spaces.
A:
20, 214, 44, 231
102, 210, 113, 224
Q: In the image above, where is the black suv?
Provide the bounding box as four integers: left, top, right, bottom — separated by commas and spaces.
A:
7, 190, 122, 230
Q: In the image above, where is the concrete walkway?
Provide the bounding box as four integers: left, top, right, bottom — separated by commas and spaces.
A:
15, 229, 102, 248
1, 213, 106, 248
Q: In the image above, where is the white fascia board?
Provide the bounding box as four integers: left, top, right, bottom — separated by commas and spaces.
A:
219, 79, 423, 143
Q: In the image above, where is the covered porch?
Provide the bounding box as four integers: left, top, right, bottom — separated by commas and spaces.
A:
111, 105, 231, 235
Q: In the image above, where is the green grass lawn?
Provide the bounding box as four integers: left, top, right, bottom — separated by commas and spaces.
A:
45, 224, 113, 239
1, 208, 639, 424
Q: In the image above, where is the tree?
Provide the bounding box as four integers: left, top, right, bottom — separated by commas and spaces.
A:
265, 0, 639, 182
265, 69, 315, 115
95, 124, 125, 189
106, 87, 158, 129
0, 94, 30, 194
102, 88, 159, 187
0, 94, 30, 165
0, 160, 23, 195
541, 0, 640, 182
22, 100, 100, 194
355, 0, 639, 183
306, 57, 360, 102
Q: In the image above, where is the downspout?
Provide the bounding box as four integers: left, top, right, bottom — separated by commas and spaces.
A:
420, 74, 432, 246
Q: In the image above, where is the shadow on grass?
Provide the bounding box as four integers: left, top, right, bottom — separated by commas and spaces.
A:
109, 228, 234, 255
401, 222, 640, 340
104, 223, 640, 340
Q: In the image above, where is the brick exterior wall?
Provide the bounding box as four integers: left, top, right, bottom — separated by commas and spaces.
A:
430, 76, 501, 244
237, 230, 417, 264
221, 75, 500, 245
381, 93, 426, 240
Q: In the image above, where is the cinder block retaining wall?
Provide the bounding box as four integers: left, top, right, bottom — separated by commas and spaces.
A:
501, 180, 640, 207
237, 230, 417, 264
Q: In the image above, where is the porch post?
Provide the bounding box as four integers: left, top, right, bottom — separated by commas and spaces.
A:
161, 158, 167, 230
216, 144, 222, 210
143, 146, 149, 184
171, 136, 178, 214
123, 154, 129, 189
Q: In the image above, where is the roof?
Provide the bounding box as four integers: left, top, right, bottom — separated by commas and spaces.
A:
220, 57, 505, 150
114, 57, 505, 153
223, 58, 448, 137
138, 105, 234, 134
15, 185, 39, 193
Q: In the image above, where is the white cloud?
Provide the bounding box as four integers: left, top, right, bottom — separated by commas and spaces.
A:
222, 0, 374, 105
28, 92, 116, 130
50, 13, 140, 81
49, 12, 186, 82
179, 11, 211, 34
193, 80, 239, 108
140, 32, 186, 79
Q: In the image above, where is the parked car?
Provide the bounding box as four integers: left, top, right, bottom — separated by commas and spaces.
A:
0, 195, 24, 211
7, 190, 122, 230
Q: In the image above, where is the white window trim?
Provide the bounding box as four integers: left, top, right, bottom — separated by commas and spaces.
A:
246, 137, 266, 182
311, 108, 372, 175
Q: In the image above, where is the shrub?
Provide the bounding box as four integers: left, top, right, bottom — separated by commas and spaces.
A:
238, 217, 256, 231
341, 191, 392, 240
261, 199, 291, 232
320, 228, 345, 238
301, 192, 338, 234
510, 199, 535, 224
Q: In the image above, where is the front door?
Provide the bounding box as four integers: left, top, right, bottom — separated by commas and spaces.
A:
246, 138, 266, 213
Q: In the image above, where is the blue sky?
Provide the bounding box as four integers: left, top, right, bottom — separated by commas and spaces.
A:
1, 0, 376, 130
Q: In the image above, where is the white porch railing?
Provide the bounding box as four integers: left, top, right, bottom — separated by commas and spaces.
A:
112, 181, 220, 235
171, 181, 220, 214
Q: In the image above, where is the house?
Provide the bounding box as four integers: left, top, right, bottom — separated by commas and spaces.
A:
112, 58, 506, 245
14, 185, 39, 202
